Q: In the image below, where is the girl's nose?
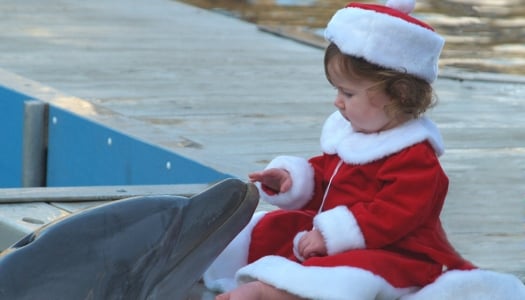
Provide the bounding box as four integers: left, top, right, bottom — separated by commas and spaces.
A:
334, 95, 344, 109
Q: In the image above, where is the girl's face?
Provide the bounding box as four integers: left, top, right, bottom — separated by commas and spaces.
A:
327, 59, 400, 134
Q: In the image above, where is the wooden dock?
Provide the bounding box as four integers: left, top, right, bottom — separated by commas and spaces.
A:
0, 0, 523, 293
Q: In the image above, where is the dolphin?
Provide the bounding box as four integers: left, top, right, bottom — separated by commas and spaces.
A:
0, 178, 259, 300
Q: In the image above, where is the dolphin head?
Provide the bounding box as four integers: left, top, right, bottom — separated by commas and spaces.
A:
0, 178, 259, 300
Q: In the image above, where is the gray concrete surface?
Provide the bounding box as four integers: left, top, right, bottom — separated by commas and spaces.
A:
0, 0, 523, 296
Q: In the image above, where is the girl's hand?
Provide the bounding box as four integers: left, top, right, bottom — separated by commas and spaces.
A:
248, 168, 292, 194
298, 229, 327, 259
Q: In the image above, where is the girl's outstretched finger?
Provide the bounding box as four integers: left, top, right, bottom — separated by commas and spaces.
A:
248, 172, 263, 182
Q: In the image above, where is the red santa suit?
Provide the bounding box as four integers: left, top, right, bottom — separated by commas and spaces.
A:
203, 111, 525, 300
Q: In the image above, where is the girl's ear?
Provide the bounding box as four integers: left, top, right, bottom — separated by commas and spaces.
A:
387, 78, 420, 116
389, 78, 412, 102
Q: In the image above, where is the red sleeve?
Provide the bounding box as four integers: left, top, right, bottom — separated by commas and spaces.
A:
350, 142, 448, 248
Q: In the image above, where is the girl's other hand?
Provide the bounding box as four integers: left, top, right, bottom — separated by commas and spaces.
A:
298, 229, 327, 259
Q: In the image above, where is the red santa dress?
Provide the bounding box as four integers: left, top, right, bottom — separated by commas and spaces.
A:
203, 111, 525, 300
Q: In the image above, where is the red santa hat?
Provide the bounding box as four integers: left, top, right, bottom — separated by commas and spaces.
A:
324, 0, 444, 83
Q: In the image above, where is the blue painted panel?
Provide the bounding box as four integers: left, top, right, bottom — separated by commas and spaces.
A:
0, 86, 32, 187
46, 106, 230, 186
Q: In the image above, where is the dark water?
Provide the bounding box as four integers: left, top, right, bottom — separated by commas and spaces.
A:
178, 0, 525, 76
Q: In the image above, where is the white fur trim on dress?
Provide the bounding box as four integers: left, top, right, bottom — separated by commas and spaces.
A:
400, 269, 525, 300
235, 256, 525, 300
321, 111, 444, 165
236, 255, 416, 300
255, 155, 315, 210
313, 205, 366, 254
324, 3, 444, 83
203, 211, 267, 292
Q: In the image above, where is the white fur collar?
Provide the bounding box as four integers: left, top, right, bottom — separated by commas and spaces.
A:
320, 111, 444, 164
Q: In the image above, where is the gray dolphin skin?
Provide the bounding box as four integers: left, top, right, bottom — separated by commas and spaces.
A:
0, 178, 259, 300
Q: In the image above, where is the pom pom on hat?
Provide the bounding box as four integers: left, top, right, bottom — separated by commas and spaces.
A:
386, 0, 415, 14
324, 0, 444, 83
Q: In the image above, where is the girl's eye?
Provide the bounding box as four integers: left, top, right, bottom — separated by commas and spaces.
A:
339, 89, 353, 97
334, 87, 353, 98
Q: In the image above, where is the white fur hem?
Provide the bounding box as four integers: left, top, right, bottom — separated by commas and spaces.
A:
203, 211, 267, 292
400, 269, 525, 300
314, 205, 366, 254
256, 155, 314, 210
236, 256, 525, 300
236, 255, 415, 300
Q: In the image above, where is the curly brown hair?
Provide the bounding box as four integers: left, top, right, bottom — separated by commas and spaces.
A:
324, 43, 436, 120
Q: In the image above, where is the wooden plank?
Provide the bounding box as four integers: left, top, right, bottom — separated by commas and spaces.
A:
0, 183, 213, 250
0, 184, 211, 204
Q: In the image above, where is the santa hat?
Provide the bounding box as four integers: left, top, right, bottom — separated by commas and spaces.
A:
324, 0, 444, 83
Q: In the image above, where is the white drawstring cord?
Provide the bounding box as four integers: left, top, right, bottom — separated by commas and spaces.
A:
296, 159, 344, 261
317, 159, 344, 215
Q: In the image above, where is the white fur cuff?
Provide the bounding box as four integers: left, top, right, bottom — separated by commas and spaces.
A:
256, 155, 314, 210
314, 205, 366, 254
292, 230, 308, 262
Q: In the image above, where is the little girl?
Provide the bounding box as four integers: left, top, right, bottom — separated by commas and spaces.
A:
204, 1, 525, 299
